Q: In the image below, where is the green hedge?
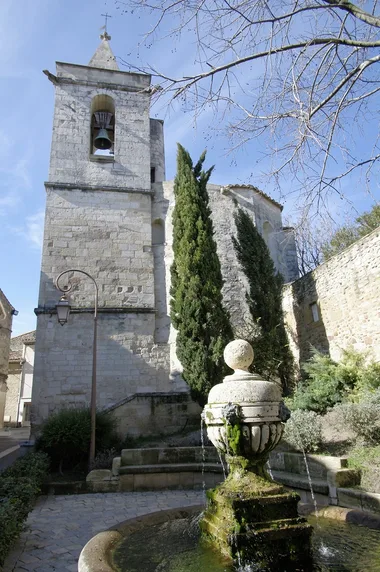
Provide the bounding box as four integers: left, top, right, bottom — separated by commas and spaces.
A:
0, 451, 49, 566
36, 408, 121, 471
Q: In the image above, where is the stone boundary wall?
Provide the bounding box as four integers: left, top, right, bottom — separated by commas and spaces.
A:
283, 227, 380, 366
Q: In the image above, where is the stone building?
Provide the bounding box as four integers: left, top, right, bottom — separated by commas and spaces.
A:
283, 227, 380, 368
0, 290, 17, 428
32, 35, 297, 436
6, 331, 35, 427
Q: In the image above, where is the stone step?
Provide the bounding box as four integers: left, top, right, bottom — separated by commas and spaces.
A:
271, 470, 329, 495
269, 451, 348, 480
120, 446, 220, 466
119, 462, 223, 476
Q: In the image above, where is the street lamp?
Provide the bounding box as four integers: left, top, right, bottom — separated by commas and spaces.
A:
55, 269, 98, 470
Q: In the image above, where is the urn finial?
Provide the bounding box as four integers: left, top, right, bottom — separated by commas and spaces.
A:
224, 339, 254, 373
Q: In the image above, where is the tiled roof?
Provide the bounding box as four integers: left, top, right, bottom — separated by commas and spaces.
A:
223, 184, 283, 211
9, 350, 23, 363
10, 331, 36, 355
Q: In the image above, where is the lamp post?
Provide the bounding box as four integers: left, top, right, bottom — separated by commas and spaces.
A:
55, 270, 98, 470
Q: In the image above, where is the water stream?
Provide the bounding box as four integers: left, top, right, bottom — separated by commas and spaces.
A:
290, 418, 320, 520
200, 418, 207, 502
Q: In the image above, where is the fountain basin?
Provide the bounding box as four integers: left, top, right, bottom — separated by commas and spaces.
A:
78, 505, 204, 572
78, 504, 380, 571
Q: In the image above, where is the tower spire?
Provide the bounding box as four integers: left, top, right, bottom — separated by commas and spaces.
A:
88, 14, 119, 70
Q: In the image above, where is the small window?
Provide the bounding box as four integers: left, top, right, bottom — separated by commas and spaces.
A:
310, 302, 320, 323
151, 167, 156, 183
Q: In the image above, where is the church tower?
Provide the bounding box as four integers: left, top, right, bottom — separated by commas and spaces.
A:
32, 33, 192, 433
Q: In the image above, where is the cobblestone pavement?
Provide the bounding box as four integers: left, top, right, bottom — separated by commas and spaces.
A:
3, 491, 204, 572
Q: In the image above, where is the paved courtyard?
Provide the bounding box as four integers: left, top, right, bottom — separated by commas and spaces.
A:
3, 491, 204, 572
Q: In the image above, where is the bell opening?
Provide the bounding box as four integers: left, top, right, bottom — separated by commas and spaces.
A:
91, 107, 115, 156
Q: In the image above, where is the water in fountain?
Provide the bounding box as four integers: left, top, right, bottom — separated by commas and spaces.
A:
112, 512, 380, 571
289, 416, 320, 520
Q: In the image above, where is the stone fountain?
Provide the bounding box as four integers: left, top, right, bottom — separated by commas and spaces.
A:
201, 339, 313, 570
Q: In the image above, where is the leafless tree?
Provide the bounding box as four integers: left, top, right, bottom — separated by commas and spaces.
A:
291, 216, 334, 274
117, 0, 380, 209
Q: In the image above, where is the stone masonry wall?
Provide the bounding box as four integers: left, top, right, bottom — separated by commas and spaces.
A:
49, 63, 151, 191
33, 312, 178, 425
5, 363, 21, 424
0, 291, 14, 428
38, 189, 154, 309
283, 227, 380, 367
0, 290, 14, 385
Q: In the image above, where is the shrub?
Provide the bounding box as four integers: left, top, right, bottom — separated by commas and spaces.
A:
0, 452, 49, 565
335, 402, 380, 445
283, 409, 323, 453
347, 444, 380, 493
36, 408, 121, 471
287, 348, 380, 415
90, 448, 117, 470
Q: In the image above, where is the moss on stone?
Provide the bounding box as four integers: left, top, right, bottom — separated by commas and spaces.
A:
226, 423, 242, 456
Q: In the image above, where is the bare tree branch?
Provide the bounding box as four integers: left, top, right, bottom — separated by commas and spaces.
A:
117, 0, 380, 210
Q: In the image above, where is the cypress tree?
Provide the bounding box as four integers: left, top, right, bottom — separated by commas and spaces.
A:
170, 144, 233, 405
232, 208, 294, 394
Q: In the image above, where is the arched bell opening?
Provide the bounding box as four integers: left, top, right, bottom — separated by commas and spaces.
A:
90, 94, 115, 157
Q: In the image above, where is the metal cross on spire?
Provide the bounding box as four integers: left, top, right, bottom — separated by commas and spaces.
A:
100, 13, 112, 41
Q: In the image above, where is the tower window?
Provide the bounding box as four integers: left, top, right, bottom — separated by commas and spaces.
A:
310, 302, 320, 323
151, 167, 156, 183
90, 94, 115, 157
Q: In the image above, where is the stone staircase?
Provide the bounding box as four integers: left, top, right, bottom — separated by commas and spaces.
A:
87, 446, 224, 492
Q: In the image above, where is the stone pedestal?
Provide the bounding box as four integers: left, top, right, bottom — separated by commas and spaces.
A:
201, 469, 313, 569
201, 340, 313, 570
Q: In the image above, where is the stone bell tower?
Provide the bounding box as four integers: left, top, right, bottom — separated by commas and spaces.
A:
32, 33, 193, 433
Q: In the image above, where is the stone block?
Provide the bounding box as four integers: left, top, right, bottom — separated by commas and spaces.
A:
119, 474, 134, 491
283, 453, 303, 475
88, 480, 119, 493
337, 488, 363, 510
179, 472, 194, 487
268, 451, 285, 471
360, 492, 380, 514
310, 455, 348, 471
327, 469, 361, 488
112, 457, 121, 476
86, 469, 112, 482
166, 473, 180, 489
158, 448, 179, 464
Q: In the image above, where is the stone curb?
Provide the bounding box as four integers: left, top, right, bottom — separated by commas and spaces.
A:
78, 504, 204, 572
299, 503, 380, 529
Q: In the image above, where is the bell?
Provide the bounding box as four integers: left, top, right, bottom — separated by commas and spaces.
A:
94, 128, 112, 150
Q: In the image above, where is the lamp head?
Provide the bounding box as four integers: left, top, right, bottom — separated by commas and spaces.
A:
56, 295, 71, 326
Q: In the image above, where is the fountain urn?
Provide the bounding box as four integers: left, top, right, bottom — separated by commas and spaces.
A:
203, 339, 289, 477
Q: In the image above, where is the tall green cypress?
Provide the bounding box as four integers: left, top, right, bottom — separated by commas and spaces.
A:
232, 208, 294, 394
170, 144, 233, 405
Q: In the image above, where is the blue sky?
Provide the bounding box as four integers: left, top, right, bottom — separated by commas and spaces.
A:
1, 0, 379, 336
